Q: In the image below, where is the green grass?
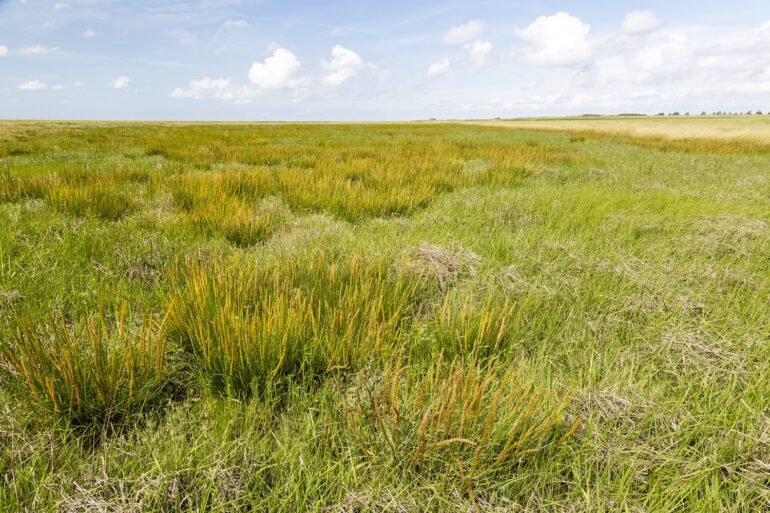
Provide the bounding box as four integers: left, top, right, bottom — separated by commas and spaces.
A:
167, 249, 422, 395
1, 303, 174, 431
0, 121, 768, 511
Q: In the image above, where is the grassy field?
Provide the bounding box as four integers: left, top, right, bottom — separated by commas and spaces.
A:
0, 120, 768, 512
472, 115, 770, 145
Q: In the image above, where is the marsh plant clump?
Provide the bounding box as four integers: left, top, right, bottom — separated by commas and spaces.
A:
0, 120, 768, 511
1, 304, 173, 430
345, 356, 580, 486
166, 250, 423, 395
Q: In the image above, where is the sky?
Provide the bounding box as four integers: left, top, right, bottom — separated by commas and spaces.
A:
1, 0, 769, 120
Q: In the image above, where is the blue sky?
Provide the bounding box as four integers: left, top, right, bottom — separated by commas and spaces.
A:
1, 0, 769, 120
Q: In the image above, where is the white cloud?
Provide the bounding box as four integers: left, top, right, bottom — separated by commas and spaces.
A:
52, 82, 83, 90
443, 19, 486, 45
170, 77, 253, 102
465, 40, 493, 70
111, 76, 130, 89
0, 45, 7, 57
516, 12, 592, 66
621, 10, 662, 35
53, 2, 69, 11
426, 58, 450, 78
634, 32, 693, 75
178, 32, 195, 46
220, 20, 250, 30
18, 80, 46, 90
248, 48, 302, 90
477, 18, 770, 116
174, 47, 313, 104
582, 25, 756, 88
82, 29, 95, 38
18, 45, 59, 55
729, 81, 770, 94
461, 90, 664, 114
321, 45, 363, 86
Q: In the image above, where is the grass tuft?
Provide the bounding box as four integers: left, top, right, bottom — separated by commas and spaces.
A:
45, 181, 139, 221
0, 304, 173, 429
429, 293, 523, 359
167, 250, 422, 395
0, 171, 51, 204
347, 356, 579, 488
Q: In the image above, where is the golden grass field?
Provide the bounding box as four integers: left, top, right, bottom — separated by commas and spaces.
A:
469, 115, 770, 143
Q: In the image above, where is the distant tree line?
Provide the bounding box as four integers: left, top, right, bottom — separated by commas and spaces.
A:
654, 111, 766, 116
573, 111, 768, 118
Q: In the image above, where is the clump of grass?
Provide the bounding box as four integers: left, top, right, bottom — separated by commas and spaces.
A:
346, 356, 579, 488
167, 250, 421, 395
168, 168, 273, 211
168, 170, 287, 245
428, 293, 523, 359
188, 198, 291, 247
168, 260, 309, 395
275, 166, 437, 221
45, 182, 139, 221
0, 172, 51, 204
0, 305, 173, 429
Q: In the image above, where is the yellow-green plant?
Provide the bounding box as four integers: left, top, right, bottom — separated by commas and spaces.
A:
0, 171, 51, 203
45, 181, 139, 221
188, 200, 289, 247
168, 170, 287, 246
419, 293, 524, 359
347, 356, 580, 487
152, 125, 563, 222
0, 305, 172, 428
168, 168, 273, 212
167, 251, 422, 395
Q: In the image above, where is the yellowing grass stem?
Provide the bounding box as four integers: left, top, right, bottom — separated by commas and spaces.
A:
1, 305, 173, 428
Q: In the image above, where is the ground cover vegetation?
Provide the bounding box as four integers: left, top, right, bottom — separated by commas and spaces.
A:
0, 120, 768, 511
